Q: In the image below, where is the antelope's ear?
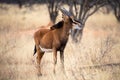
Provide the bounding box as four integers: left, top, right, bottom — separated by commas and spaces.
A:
50, 25, 55, 30
50, 27, 54, 30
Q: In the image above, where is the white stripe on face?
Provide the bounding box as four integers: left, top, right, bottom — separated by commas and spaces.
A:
73, 24, 82, 30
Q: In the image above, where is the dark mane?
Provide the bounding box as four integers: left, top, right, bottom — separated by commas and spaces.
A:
50, 20, 64, 30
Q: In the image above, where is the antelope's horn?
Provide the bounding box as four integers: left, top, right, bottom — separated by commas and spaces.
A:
58, 7, 72, 17
58, 6, 83, 25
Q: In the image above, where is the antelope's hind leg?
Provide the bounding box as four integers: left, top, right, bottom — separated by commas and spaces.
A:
36, 49, 44, 76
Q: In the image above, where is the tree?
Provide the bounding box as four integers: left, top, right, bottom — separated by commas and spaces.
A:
46, 0, 62, 23
68, 0, 107, 42
108, 0, 120, 21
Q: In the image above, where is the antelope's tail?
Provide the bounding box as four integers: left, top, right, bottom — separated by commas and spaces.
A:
33, 45, 36, 56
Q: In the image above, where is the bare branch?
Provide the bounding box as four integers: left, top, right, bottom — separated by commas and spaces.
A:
73, 0, 78, 17
83, 2, 106, 24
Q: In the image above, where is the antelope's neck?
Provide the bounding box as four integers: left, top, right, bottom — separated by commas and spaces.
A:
61, 23, 72, 38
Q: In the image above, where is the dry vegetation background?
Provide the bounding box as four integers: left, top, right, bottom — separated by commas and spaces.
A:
0, 4, 120, 80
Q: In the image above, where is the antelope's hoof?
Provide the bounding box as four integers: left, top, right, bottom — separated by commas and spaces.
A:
53, 70, 56, 75
37, 73, 42, 77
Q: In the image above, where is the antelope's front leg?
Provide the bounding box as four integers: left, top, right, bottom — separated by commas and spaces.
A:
53, 48, 57, 74
60, 50, 65, 73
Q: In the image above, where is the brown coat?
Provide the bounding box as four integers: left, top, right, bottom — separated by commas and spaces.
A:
33, 15, 73, 75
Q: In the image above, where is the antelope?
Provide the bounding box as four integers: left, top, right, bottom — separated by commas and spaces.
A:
33, 7, 81, 76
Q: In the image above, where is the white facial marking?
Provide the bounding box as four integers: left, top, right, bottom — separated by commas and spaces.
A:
73, 24, 82, 30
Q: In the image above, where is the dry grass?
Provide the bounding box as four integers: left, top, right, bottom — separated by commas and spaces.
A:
0, 4, 120, 80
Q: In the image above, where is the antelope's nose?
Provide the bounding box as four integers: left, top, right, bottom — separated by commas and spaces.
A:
73, 24, 82, 30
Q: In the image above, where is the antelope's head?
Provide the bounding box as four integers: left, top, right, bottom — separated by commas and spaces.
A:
59, 7, 82, 26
